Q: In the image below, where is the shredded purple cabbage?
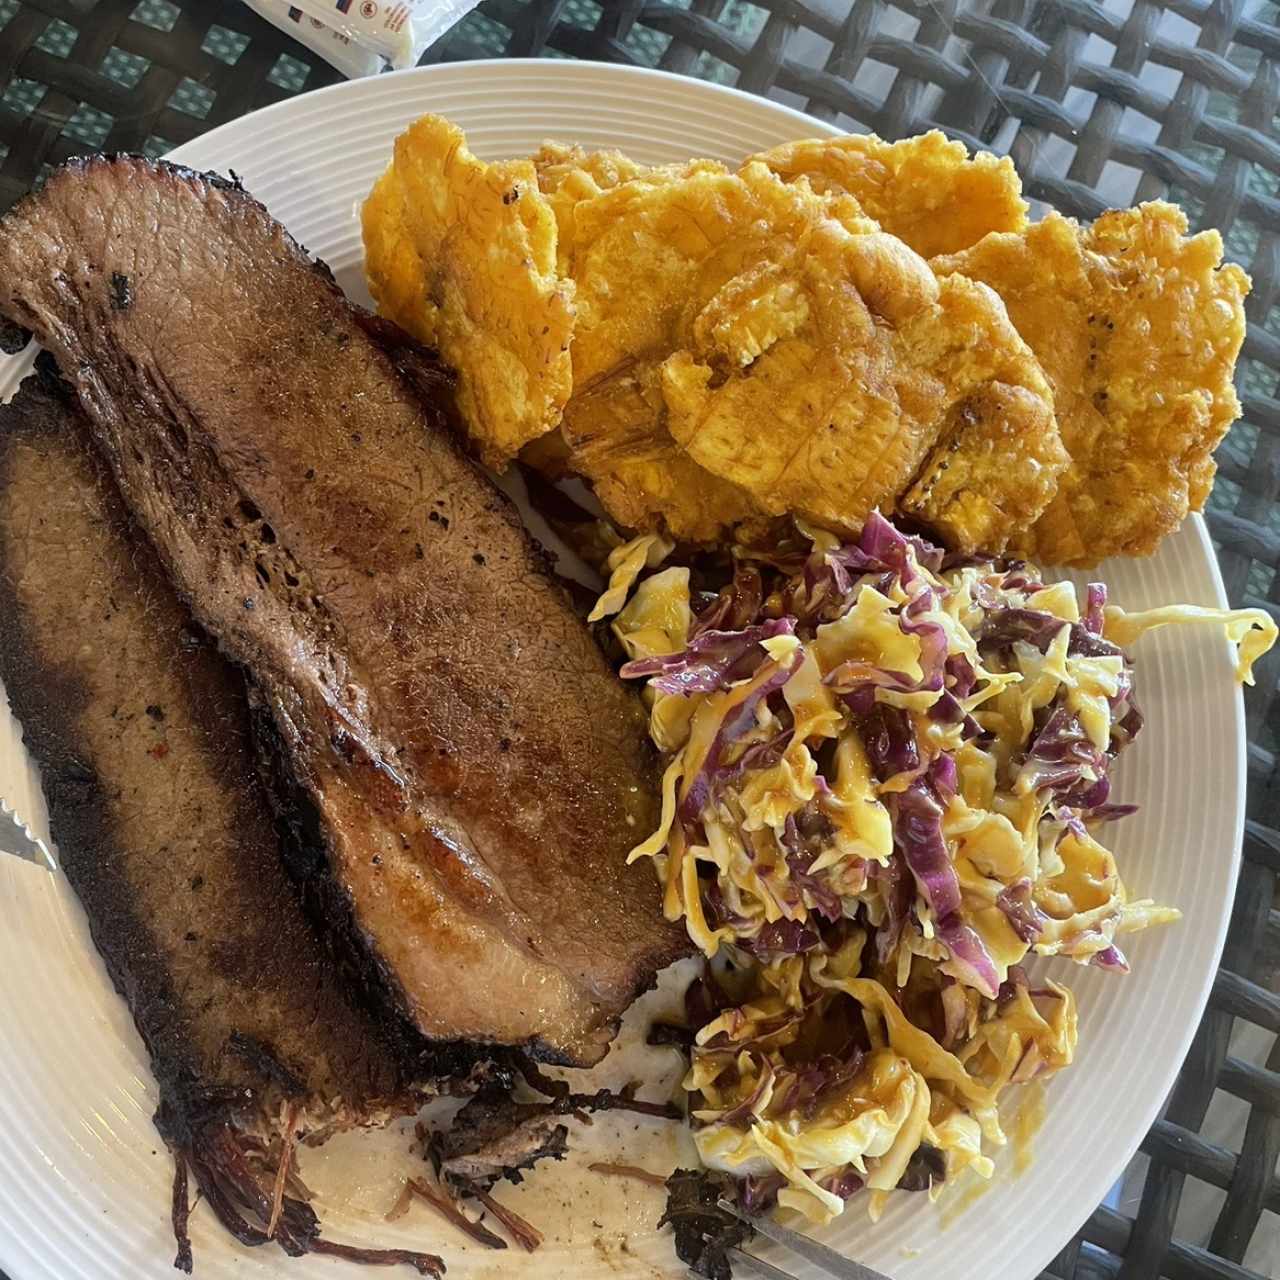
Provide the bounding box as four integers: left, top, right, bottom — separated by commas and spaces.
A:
786, 1045, 867, 1121
936, 916, 1001, 999
719, 1063, 777, 1128
1091, 944, 1130, 973
888, 777, 1001, 997
817, 1168, 866, 1201
703, 879, 750, 935
621, 618, 796, 694
679, 653, 802, 823
1083, 583, 1107, 635
931, 655, 979, 737
729, 730, 794, 782
1065, 775, 1112, 810
1087, 803, 1140, 824
860, 704, 920, 781
700, 1001, 806, 1054
928, 753, 959, 799
743, 918, 824, 958
780, 816, 845, 925
945, 653, 976, 699
998, 562, 1043, 593
891, 781, 961, 920
1111, 683, 1145, 753
899, 588, 950, 691
692, 562, 765, 637
979, 607, 1122, 660
871, 854, 913, 966
905, 536, 946, 575
780, 545, 885, 628
997, 965, 1030, 1008
858, 511, 931, 588
1017, 705, 1106, 799
942, 549, 1005, 572
996, 879, 1048, 944
927, 691, 982, 740
840, 683, 877, 716
739, 1173, 786, 1215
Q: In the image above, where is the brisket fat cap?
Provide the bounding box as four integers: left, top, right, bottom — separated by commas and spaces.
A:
0, 365, 435, 1139
0, 156, 687, 1066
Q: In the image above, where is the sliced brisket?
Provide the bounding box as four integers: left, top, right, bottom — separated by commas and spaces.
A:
0, 362, 463, 1271
0, 157, 686, 1066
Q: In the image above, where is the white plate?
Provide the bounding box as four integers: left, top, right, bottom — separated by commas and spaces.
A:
0, 58, 1247, 1280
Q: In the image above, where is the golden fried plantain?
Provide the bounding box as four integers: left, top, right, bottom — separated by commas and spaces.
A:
524, 144, 753, 531
567, 161, 872, 388
661, 215, 1064, 551
532, 141, 656, 194
934, 203, 1250, 565
362, 115, 575, 467
532, 142, 657, 274
363, 120, 1245, 564
899, 379, 1070, 552
362, 167, 435, 344
751, 130, 1027, 258
555, 162, 875, 539
532, 143, 725, 274
560, 358, 763, 541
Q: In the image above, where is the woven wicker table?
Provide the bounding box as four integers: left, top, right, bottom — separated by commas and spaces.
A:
1, 1, 1278, 1277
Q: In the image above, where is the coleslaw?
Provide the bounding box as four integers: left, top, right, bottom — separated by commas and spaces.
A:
593, 514, 1275, 1224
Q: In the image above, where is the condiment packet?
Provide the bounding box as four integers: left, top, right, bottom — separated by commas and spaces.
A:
243, 2, 381, 77
242, 0, 482, 77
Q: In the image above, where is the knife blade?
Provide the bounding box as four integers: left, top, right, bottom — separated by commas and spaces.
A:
0, 799, 57, 871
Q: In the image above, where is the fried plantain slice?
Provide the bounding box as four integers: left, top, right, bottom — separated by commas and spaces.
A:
751, 130, 1027, 258
661, 214, 1063, 551
934, 203, 1250, 565
362, 115, 575, 467
560, 357, 763, 541
550, 162, 868, 539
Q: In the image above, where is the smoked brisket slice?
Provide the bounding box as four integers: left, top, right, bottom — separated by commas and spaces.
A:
0, 157, 686, 1067
0, 363, 467, 1272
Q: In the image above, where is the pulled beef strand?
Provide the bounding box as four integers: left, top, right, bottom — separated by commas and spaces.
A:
562, 1089, 681, 1121
182, 1121, 446, 1275
408, 1178, 507, 1250
466, 1186, 544, 1251
266, 1102, 300, 1240
308, 1240, 446, 1275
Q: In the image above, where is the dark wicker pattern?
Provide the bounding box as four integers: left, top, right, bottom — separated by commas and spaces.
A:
0, 0, 340, 211
1, 1, 1278, 1278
